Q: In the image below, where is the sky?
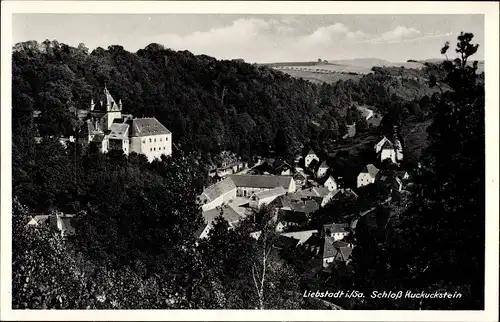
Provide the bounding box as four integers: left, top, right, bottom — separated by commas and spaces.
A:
12, 14, 485, 63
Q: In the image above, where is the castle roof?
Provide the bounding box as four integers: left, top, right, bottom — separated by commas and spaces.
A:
129, 118, 171, 137
108, 123, 129, 140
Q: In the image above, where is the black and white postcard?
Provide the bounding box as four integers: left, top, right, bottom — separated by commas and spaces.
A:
1, 1, 498, 321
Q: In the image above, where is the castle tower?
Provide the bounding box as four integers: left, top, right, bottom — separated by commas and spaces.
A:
102, 86, 122, 130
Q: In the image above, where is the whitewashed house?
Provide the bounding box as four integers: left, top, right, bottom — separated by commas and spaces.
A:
357, 164, 380, 188
374, 136, 391, 154
379, 140, 397, 163
323, 176, 338, 192
249, 186, 287, 209
316, 161, 329, 179
323, 223, 350, 241
199, 177, 237, 211
304, 149, 320, 168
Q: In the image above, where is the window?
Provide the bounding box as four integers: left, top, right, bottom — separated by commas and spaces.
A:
160, 138, 162, 142
142, 140, 145, 144
166, 137, 168, 142
154, 147, 156, 151
154, 138, 156, 142
150, 148, 152, 151
149, 138, 152, 143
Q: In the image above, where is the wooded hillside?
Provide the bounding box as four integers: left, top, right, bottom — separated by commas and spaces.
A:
13, 40, 440, 161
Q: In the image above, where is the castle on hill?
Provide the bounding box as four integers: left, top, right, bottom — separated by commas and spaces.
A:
78, 87, 172, 162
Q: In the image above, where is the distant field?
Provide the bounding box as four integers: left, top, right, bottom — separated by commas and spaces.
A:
265, 59, 484, 84
277, 68, 363, 84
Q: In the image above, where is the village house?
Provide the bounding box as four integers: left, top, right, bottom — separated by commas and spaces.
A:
357, 164, 380, 188
374, 136, 404, 164
321, 188, 359, 209
330, 240, 354, 268
293, 170, 308, 188
302, 234, 354, 269
379, 140, 397, 163
274, 160, 294, 176
275, 209, 309, 232
249, 186, 287, 209
316, 161, 329, 179
304, 149, 320, 168
78, 87, 172, 162
199, 177, 237, 211
322, 175, 338, 192
302, 234, 337, 268
376, 169, 410, 192
322, 223, 350, 241
195, 205, 243, 239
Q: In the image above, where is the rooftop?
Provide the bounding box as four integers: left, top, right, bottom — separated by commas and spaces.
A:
229, 174, 293, 189
202, 205, 242, 225
108, 123, 129, 140
281, 229, 318, 245
381, 140, 395, 150
323, 223, 349, 234
362, 164, 379, 178
253, 186, 287, 200
200, 177, 236, 203
129, 118, 171, 137
278, 209, 308, 224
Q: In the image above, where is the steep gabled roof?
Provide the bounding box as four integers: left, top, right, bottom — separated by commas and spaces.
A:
381, 140, 395, 150
318, 161, 329, 169
333, 244, 353, 262
306, 149, 317, 156
361, 164, 379, 179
